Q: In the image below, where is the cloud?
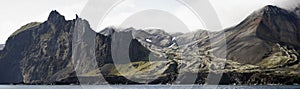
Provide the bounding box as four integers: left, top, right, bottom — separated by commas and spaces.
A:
209, 0, 300, 29
273, 0, 300, 9
96, 0, 138, 31
0, 0, 299, 44
173, 5, 205, 31
97, 0, 203, 32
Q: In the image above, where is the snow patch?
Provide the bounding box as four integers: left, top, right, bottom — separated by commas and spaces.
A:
172, 37, 176, 41
146, 38, 152, 43
168, 43, 176, 48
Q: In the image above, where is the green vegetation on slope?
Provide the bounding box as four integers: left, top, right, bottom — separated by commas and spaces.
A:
10, 22, 41, 37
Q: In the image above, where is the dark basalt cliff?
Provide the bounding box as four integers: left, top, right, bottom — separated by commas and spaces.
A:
0, 11, 153, 84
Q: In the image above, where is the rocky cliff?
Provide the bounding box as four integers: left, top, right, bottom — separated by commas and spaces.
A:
0, 10, 176, 84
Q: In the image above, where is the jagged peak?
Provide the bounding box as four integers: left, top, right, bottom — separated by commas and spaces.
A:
75, 14, 79, 19
225, 5, 292, 32
99, 27, 117, 36
47, 10, 66, 23
258, 5, 290, 16
262, 5, 281, 10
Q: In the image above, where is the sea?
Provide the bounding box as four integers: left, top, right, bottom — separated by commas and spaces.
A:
0, 85, 299, 89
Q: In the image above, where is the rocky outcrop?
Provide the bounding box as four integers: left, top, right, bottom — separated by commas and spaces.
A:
0, 11, 102, 84
0, 21, 41, 83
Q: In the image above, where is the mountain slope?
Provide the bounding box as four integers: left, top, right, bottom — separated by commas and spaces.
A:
223, 5, 300, 64
0, 21, 42, 83
177, 5, 300, 65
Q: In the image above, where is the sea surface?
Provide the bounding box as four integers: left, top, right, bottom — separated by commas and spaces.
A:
0, 85, 300, 89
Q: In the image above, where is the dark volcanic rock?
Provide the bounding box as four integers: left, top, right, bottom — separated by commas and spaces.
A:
20, 11, 76, 83
176, 5, 300, 65
257, 5, 300, 47
0, 10, 154, 84
98, 28, 153, 64
0, 11, 100, 84
0, 22, 41, 83
217, 5, 300, 64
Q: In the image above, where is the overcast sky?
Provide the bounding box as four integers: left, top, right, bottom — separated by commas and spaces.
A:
0, 0, 299, 44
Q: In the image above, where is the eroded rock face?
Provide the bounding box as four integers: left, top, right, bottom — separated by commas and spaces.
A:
0, 11, 168, 84
257, 5, 300, 47
0, 11, 107, 84
0, 22, 41, 83
20, 11, 76, 83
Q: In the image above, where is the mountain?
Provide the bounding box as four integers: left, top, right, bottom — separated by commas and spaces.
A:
100, 27, 177, 50
0, 5, 300, 85
174, 5, 300, 65
175, 5, 300, 84
222, 5, 300, 65
0, 10, 178, 84
0, 11, 85, 84
85, 5, 300, 84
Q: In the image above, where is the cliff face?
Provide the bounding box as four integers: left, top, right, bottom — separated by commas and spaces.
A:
0, 11, 167, 84
0, 21, 43, 83
0, 11, 85, 84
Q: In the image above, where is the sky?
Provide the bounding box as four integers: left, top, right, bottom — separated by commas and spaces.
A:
0, 0, 299, 44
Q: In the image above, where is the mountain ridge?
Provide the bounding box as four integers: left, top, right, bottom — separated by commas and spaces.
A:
0, 5, 299, 84
216, 5, 300, 64
0, 10, 176, 84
